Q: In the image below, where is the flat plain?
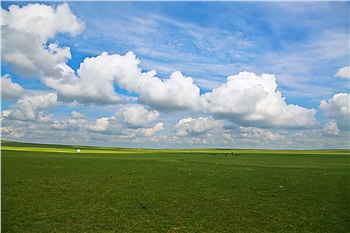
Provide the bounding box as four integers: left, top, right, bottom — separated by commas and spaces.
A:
1, 141, 349, 232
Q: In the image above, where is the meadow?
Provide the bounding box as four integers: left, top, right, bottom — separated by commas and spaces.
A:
1, 141, 349, 232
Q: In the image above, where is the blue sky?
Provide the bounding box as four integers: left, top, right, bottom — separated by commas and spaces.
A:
1, 1, 349, 149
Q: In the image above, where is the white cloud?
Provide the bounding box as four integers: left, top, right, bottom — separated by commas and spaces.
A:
320, 93, 349, 131
43, 52, 126, 105
45, 51, 200, 109
136, 122, 164, 136
334, 66, 350, 79
1, 2, 348, 149
239, 127, 285, 142
1, 3, 84, 77
86, 105, 163, 136
200, 72, 318, 128
0, 125, 25, 139
135, 70, 200, 112
1, 74, 25, 100
84, 52, 200, 111
174, 117, 224, 136
71, 111, 86, 119
52, 118, 88, 131
323, 121, 340, 136
2, 3, 83, 42
113, 105, 159, 128
88, 117, 110, 132
2, 92, 57, 121
171, 119, 287, 148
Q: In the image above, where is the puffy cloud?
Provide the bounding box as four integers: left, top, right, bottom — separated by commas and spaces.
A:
1, 74, 25, 100
200, 72, 318, 128
86, 105, 163, 136
43, 52, 125, 105
239, 127, 285, 142
0, 3, 230, 110
2, 3, 83, 42
135, 70, 200, 112
136, 122, 164, 136
88, 117, 110, 132
91, 52, 200, 111
334, 66, 350, 79
322, 121, 340, 136
320, 93, 349, 131
2, 92, 57, 121
113, 105, 159, 128
1, 3, 84, 77
44, 51, 200, 109
71, 111, 86, 119
174, 117, 224, 136
0, 125, 25, 139
52, 118, 88, 131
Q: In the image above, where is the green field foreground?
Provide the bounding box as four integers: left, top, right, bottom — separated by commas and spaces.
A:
1, 141, 350, 232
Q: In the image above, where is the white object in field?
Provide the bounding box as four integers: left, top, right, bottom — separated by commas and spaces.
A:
76, 149, 81, 152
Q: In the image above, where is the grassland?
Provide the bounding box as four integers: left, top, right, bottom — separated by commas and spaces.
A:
1, 141, 349, 232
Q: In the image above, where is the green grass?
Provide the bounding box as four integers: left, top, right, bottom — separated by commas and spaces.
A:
2, 141, 349, 232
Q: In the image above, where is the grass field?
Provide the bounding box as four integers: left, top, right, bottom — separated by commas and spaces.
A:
1, 141, 349, 232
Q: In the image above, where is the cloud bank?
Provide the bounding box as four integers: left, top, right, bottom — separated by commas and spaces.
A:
1, 2, 349, 149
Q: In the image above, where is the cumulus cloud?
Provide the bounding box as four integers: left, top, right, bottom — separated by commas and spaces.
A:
174, 117, 224, 136
43, 52, 125, 105
200, 72, 318, 128
86, 52, 200, 111
135, 70, 200, 112
1, 3, 84, 77
85, 105, 163, 136
136, 122, 164, 136
2, 92, 57, 121
239, 127, 285, 142
88, 117, 110, 132
320, 93, 349, 131
113, 105, 160, 128
322, 121, 340, 136
334, 66, 350, 79
1, 3, 124, 106
1, 74, 25, 100
43, 51, 200, 108
71, 111, 86, 119
52, 118, 88, 131
2, 3, 83, 42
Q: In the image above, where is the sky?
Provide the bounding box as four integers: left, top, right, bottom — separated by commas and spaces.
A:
1, 1, 349, 149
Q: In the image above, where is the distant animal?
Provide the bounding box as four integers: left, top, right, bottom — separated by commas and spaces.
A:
243, 159, 246, 166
